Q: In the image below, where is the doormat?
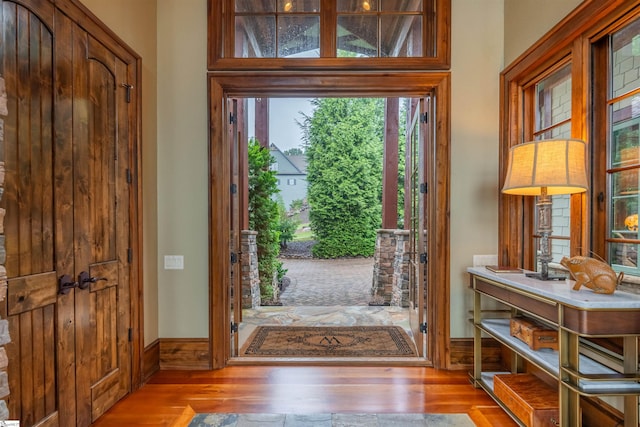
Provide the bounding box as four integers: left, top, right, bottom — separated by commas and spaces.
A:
189, 413, 475, 427
240, 325, 417, 357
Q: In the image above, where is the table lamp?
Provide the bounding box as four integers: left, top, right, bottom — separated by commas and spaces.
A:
502, 139, 589, 280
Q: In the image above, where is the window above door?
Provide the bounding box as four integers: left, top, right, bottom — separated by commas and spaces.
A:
208, 0, 450, 70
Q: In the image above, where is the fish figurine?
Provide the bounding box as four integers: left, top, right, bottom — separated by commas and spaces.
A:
560, 256, 623, 295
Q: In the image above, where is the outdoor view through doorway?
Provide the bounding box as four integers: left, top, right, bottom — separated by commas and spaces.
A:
229, 96, 430, 361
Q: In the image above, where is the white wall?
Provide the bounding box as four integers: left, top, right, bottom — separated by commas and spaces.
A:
450, 0, 503, 337
156, 0, 210, 338
504, 0, 583, 66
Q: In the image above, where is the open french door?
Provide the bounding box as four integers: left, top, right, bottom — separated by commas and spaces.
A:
228, 98, 242, 357
407, 96, 430, 359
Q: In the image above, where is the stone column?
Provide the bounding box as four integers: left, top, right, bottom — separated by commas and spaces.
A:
371, 229, 397, 304
391, 230, 410, 307
241, 230, 261, 308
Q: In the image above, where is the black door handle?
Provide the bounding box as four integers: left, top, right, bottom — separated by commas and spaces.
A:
78, 271, 107, 290
58, 275, 78, 295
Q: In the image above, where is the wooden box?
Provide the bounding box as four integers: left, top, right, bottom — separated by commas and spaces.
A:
494, 374, 559, 427
510, 317, 558, 351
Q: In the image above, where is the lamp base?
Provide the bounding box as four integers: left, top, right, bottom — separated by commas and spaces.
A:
525, 272, 566, 281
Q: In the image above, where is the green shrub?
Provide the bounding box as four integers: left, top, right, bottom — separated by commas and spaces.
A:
248, 138, 282, 300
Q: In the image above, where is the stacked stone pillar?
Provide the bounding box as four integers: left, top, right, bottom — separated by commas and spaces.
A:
390, 230, 410, 307
371, 229, 410, 306
241, 230, 261, 308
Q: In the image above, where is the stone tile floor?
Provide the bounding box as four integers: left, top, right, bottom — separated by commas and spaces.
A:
239, 305, 411, 349
189, 413, 475, 427
278, 258, 374, 306
238, 257, 413, 352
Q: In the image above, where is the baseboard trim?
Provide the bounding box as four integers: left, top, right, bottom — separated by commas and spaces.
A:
159, 338, 210, 370
143, 339, 160, 381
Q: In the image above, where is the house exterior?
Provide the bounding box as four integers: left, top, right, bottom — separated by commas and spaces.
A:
270, 144, 307, 210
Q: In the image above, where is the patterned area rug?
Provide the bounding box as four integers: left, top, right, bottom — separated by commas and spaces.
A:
189, 413, 476, 427
240, 326, 417, 357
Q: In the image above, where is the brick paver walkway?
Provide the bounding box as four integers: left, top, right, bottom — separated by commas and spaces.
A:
278, 258, 374, 306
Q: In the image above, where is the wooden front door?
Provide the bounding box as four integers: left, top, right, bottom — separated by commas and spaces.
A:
1, 1, 137, 425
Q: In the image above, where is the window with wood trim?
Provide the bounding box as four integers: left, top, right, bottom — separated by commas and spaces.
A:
209, 0, 450, 69
499, 2, 640, 276
592, 14, 640, 281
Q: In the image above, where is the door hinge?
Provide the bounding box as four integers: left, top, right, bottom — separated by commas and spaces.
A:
229, 113, 237, 124
126, 168, 132, 184
230, 252, 238, 264
230, 183, 237, 194
231, 322, 238, 333
128, 248, 133, 263
420, 323, 427, 334
420, 112, 428, 123
121, 83, 133, 103
420, 253, 427, 264
420, 183, 427, 194
128, 328, 133, 342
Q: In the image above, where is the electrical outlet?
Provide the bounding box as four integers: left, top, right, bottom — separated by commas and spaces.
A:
164, 255, 184, 270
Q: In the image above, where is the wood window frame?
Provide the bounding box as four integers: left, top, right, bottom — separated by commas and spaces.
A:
499, 0, 640, 268
207, 0, 451, 70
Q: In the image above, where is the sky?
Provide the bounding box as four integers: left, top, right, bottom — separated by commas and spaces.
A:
247, 98, 316, 152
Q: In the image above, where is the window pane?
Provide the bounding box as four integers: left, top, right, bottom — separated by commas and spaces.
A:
380, 15, 422, 57
235, 16, 276, 57
550, 238, 570, 264
611, 108, 640, 169
381, 0, 423, 12
610, 242, 638, 268
337, 16, 378, 57
537, 122, 572, 139
278, 16, 320, 57
607, 18, 640, 277
236, 0, 275, 13
277, 0, 320, 12
535, 65, 571, 131
337, 0, 378, 12
531, 64, 573, 273
612, 17, 640, 98
337, 0, 424, 12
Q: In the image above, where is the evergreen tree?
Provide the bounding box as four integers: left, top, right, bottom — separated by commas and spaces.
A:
300, 98, 384, 258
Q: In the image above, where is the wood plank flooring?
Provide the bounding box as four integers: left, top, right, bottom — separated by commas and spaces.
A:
91, 366, 517, 426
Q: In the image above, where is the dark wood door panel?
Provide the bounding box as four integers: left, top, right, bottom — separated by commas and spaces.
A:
87, 261, 117, 293
2, 1, 55, 280
7, 272, 56, 316
6, 305, 57, 426
2, 2, 60, 425
74, 32, 131, 426
2, 2, 136, 425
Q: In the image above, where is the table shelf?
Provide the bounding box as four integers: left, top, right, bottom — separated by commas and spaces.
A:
469, 267, 640, 426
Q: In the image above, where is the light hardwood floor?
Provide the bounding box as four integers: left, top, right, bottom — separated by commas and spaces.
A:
91, 366, 517, 426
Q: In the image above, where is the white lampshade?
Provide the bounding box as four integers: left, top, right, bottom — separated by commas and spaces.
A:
502, 139, 589, 196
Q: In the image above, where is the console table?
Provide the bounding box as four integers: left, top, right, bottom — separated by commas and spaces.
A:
468, 267, 640, 426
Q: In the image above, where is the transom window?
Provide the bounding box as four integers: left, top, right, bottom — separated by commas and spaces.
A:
210, 0, 449, 69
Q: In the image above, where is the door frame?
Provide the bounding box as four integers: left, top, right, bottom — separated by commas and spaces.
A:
208, 71, 451, 369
